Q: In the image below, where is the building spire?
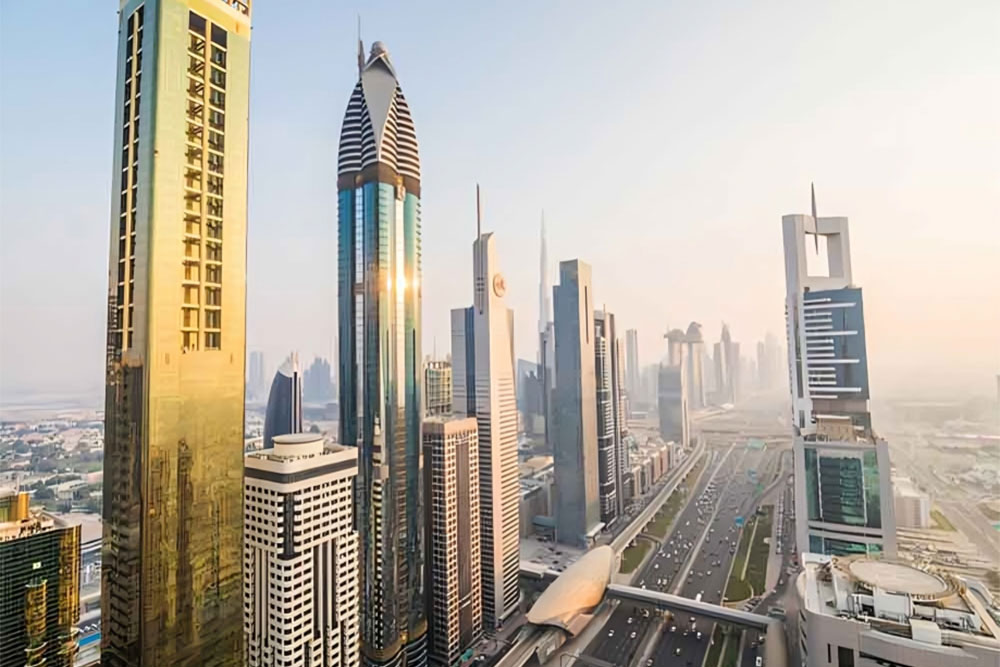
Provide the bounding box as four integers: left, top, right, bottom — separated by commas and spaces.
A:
356, 15, 364, 74
811, 182, 819, 252
476, 183, 482, 239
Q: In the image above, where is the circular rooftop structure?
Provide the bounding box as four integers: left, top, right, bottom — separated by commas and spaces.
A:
845, 558, 952, 599
526, 546, 614, 635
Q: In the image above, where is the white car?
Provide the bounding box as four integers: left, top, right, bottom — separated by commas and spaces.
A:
608, 629, 615, 637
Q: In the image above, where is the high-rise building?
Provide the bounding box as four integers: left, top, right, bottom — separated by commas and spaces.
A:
684, 322, 706, 410
594, 310, 619, 525
422, 418, 483, 666
552, 260, 601, 546
102, 2, 250, 663
337, 40, 426, 667
0, 491, 80, 667
263, 353, 303, 448
248, 350, 266, 401
450, 196, 520, 631
424, 359, 452, 417
624, 329, 640, 410
659, 329, 690, 446
610, 320, 629, 517
244, 434, 359, 667
303, 357, 335, 403
783, 186, 895, 558
538, 215, 556, 450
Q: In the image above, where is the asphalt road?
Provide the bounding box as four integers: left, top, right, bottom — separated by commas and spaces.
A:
582, 443, 780, 667
646, 446, 769, 667
579, 448, 728, 666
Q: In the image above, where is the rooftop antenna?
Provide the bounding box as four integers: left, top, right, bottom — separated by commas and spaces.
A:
811, 182, 819, 252
476, 183, 482, 239
357, 15, 364, 75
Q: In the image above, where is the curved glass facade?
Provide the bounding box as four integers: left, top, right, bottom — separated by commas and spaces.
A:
262, 359, 302, 448
337, 45, 425, 667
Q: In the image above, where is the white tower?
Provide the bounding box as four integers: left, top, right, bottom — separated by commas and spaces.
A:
450, 187, 520, 631
244, 434, 359, 667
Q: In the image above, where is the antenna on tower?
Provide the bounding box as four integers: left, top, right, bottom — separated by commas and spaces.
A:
476, 183, 482, 239
811, 182, 819, 252
357, 15, 364, 75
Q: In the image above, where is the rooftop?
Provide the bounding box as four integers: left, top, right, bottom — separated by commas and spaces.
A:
525, 545, 614, 636
799, 554, 1000, 648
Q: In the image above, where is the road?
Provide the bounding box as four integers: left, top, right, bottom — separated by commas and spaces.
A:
577, 448, 727, 665
581, 443, 779, 667
645, 445, 769, 667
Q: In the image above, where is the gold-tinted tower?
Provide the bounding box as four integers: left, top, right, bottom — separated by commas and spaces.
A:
102, 1, 250, 664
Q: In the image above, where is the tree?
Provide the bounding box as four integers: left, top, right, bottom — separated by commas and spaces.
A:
309, 424, 321, 434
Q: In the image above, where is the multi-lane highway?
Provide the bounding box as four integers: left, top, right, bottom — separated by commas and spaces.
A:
644, 445, 769, 666
581, 442, 780, 666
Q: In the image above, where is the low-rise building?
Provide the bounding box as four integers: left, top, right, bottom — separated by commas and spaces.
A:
893, 476, 931, 529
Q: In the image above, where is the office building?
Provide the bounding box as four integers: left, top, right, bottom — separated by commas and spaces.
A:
782, 189, 871, 432
783, 187, 894, 557
714, 323, 739, 404
101, 1, 250, 663
795, 418, 897, 557
337, 40, 426, 666
244, 434, 359, 667
593, 310, 619, 525
684, 322, 706, 410
552, 260, 601, 546
658, 329, 690, 446
424, 360, 453, 417
450, 197, 520, 631
0, 491, 80, 667
610, 319, 628, 517
422, 418, 483, 666
263, 353, 303, 448
796, 554, 1000, 667
624, 329, 640, 410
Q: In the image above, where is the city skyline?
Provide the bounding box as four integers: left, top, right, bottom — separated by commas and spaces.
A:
2, 3, 998, 407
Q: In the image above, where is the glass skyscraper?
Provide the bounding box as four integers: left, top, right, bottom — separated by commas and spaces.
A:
102, 1, 250, 664
337, 42, 426, 667
263, 354, 303, 448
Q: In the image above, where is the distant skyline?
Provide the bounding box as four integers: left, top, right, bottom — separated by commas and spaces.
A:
2, 1, 998, 404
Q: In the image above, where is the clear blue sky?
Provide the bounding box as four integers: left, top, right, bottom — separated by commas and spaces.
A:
1, 1, 998, 404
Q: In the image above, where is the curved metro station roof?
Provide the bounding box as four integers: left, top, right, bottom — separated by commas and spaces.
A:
526, 545, 614, 634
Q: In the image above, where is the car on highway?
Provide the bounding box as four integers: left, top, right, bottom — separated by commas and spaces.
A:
608, 629, 614, 637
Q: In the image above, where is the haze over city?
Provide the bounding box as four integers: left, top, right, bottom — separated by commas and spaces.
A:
2, 2, 997, 406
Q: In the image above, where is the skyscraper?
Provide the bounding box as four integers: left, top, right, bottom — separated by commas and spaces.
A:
783, 186, 895, 557
684, 322, 706, 410
0, 491, 80, 667
552, 260, 601, 546
337, 41, 426, 666
244, 434, 359, 667
248, 350, 266, 401
659, 329, 690, 446
450, 193, 520, 631
102, 2, 250, 663
594, 310, 621, 525
424, 359, 452, 417
422, 418, 483, 666
538, 215, 556, 450
610, 319, 629, 516
263, 353, 303, 448
624, 329, 640, 410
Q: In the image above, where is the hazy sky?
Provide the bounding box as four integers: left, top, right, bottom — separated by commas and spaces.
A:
1, 1, 998, 404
